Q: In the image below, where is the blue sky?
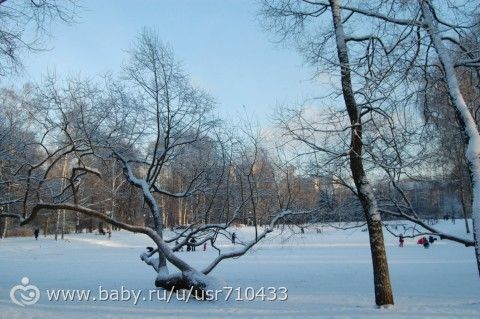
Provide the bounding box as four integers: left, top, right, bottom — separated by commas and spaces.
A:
12, 0, 327, 125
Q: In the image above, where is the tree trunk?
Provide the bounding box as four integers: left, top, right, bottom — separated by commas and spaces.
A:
54, 210, 60, 241
329, 0, 394, 306
1, 218, 7, 239
420, 0, 480, 276
61, 210, 65, 240
460, 185, 471, 233
44, 218, 48, 237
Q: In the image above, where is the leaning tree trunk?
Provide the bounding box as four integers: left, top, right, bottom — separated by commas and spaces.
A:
147, 199, 168, 275
329, 0, 394, 306
420, 0, 480, 276
156, 230, 168, 274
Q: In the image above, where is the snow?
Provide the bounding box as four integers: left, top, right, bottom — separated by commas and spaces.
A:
0, 220, 479, 318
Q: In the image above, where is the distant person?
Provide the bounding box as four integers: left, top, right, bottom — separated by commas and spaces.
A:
203, 242, 207, 251
34, 228, 40, 240
399, 234, 404, 247
189, 237, 197, 251
231, 232, 236, 245
422, 236, 430, 249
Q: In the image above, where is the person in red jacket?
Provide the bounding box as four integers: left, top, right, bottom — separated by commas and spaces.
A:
417, 236, 430, 248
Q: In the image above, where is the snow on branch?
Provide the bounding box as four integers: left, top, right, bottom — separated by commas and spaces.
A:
202, 209, 315, 275
115, 152, 163, 232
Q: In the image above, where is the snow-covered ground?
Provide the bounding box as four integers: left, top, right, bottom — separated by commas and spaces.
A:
0, 220, 479, 318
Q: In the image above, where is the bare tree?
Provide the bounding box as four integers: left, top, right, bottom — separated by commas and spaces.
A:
262, 0, 480, 279
0, 30, 315, 293
261, 0, 395, 306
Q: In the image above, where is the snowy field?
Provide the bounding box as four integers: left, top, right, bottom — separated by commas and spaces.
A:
1, 220, 479, 319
